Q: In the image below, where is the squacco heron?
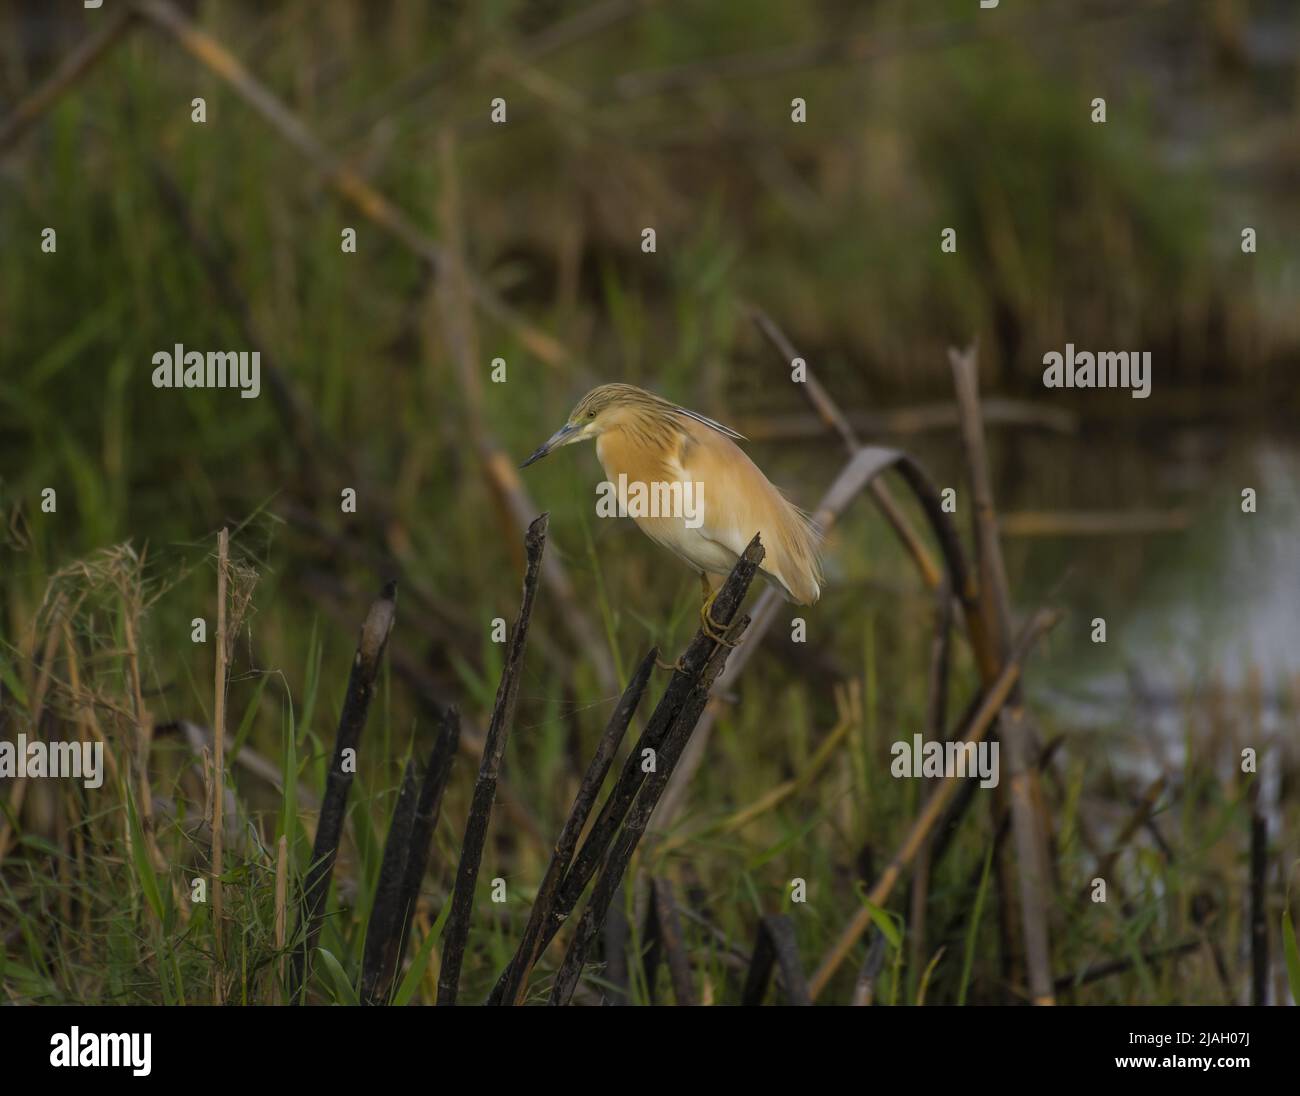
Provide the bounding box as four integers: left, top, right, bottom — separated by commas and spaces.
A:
521, 384, 821, 645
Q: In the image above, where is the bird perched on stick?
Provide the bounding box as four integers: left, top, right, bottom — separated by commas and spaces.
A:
521, 384, 821, 645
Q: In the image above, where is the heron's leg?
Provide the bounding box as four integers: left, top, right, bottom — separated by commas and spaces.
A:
699, 577, 738, 647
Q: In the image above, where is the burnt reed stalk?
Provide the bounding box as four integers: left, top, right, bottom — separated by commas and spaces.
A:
394, 707, 460, 963
360, 758, 421, 1006
288, 581, 396, 1003
602, 891, 631, 1006
492, 647, 657, 1005
546, 638, 738, 1004
436, 515, 548, 1006
359, 706, 461, 1005
643, 877, 695, 1005
741, 915, 810, 1006
1250, 809, 1269, 1005
545, 536, 764, 1005
549, 539, 760, 899
485, 535, 765, 1005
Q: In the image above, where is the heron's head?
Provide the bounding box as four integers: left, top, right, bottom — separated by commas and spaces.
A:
520, 384, 668, 468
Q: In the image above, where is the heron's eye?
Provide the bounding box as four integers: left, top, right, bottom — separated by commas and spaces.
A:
588, 410, 596, 419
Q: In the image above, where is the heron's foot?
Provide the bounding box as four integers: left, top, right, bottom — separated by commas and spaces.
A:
655, 653, 688, 673
699, 590, 739, 648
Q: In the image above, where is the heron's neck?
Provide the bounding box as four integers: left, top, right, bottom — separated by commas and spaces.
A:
596, 415, 681, 482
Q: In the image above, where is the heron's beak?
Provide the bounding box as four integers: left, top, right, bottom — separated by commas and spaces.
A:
520, 422, 580, 469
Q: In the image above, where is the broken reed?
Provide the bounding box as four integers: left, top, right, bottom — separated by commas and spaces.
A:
487, 534, 765, 1004
301, 522, 761, 1007
436, 514, 548, 1006
357, 709, 460, 1007
288, 580, 396, 1003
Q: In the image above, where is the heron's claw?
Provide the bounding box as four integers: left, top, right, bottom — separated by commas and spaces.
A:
699, 592, 739, 648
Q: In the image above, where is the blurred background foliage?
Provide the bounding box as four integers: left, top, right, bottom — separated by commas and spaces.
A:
0, 0, 1297, 1004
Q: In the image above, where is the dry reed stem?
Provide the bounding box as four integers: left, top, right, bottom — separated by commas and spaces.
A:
808, 607, 1061, 999
948, 343, 1056, 1006
61, 620, 121, 788
736, 400, 1079, 441
746, 303, 943, 590
999, 509, 1191, 536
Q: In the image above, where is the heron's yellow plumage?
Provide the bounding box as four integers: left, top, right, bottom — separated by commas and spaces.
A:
595, 414, 821, 604
521, 384, 822, 606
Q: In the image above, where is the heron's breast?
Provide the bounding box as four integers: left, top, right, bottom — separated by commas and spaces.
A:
596, 429, 731, 573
